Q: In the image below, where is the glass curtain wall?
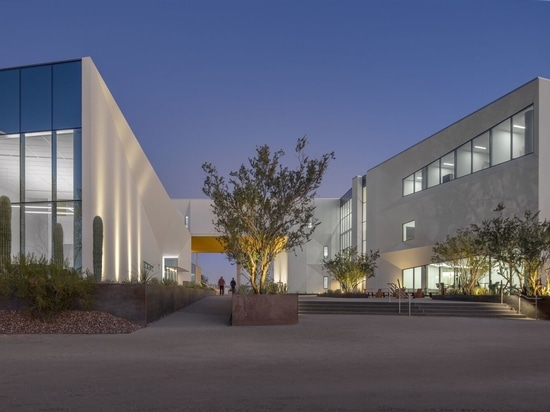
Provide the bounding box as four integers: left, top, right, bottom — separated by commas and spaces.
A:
402, 266, 422, 290
340, 188, 353, 251
0, 61, 82, 268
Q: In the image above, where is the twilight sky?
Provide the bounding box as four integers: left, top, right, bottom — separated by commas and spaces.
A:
2, 0, 550, 279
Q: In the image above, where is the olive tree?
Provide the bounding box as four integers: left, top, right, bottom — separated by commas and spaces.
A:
202, 137, 334, 294
432, 226, 490, 295
514, 210, 550, 295
473, 204, 522, 294
321, 247, 379, 293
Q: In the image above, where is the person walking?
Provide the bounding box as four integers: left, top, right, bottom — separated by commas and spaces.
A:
230, 277, 237, 294
218, 276, 226, 295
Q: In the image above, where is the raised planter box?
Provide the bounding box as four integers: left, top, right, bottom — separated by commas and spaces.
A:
231, 294, 298, 326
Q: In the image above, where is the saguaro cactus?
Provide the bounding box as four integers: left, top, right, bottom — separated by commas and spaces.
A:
53, 222, 64, 267
93, 216, 103, 282
0, 195, 12, 266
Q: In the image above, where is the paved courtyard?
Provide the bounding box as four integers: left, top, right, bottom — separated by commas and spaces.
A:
1, 295, 550, 412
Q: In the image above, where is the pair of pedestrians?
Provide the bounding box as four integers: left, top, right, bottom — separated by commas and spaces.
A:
217, 276, 236, 295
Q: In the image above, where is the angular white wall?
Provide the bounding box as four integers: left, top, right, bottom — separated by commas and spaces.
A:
366, 78, 543, 290
81, 58, 191, 281
287, 198, 340, 293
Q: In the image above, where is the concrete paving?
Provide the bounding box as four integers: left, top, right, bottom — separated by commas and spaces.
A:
1, 295, 550, 412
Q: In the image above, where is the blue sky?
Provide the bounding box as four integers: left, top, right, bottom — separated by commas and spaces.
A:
2, 0, 550, 279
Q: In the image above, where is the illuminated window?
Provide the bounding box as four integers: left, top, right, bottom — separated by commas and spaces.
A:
403, 221, 415, 242
402, 105, 534, 196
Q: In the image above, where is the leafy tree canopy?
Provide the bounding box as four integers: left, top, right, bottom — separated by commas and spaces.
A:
321, 247, 379, 293
432, 204, 550, 296
202, 137, 335, 294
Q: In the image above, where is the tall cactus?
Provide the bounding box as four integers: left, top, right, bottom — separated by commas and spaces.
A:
53, 222, 64, 267
0, 195, 12, 267
93, 216, 103, 282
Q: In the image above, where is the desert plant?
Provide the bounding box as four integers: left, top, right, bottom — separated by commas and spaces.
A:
264, 280, 288, 294
93, 216, 103, 282
53, 223, 64, 267
161, 277, 178, 286
236, 284, 254, 294
2, 253, 96, 319
0, 195, 12, 267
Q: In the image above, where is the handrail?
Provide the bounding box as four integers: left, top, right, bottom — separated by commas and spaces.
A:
516, 293, 541, 320
387, 282, 412, 316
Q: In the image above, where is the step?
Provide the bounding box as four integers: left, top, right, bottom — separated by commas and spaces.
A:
298, 299, 528, 319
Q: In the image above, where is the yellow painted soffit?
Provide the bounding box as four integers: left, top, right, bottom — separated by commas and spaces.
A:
191, 236, 225, 253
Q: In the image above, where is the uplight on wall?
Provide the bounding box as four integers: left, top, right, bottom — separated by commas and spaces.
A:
323, 245, 329, 259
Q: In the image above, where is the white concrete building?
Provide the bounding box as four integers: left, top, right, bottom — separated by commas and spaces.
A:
0, 58, 191, 283
365, 77, 549, 293
2, 57, 549, 294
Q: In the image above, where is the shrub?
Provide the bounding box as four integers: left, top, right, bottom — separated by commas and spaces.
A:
236, 284, 254, 294
472, 285, 489, 295
264, 280, 288, 294
161, 278, 178, 286
0, 254, 96, 319
318, 289, 368, 298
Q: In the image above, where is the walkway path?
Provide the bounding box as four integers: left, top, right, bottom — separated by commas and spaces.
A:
1, 295, 549, 411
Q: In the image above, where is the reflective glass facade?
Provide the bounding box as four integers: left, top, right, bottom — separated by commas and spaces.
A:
403, 106, 534, 196
339, 188, 353, 251
0, 60, 82, 268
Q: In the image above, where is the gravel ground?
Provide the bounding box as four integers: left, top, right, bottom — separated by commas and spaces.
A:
0, 309, 143, 334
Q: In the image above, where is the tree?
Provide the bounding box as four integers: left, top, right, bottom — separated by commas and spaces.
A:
473, 204, 522, 294
321, 247, 379, 293
514, 210, 550, 296
202, 137, 335, 294
432, 226, 489, 295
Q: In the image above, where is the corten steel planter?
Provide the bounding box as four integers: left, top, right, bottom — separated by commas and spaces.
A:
231, 294, 298, 326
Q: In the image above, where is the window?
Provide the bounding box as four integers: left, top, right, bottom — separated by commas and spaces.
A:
0, 69, 20, 134
491, 119, 511, 166
25, 131, 52, 202
403, 266, 422, 290
0, 62, 83, 268
512, 107, 534, 159
0, 133, 20, 201
472, 132, 490, 172
56, 130, 76, 201
402, 105, 534, 197
403, 174, 414, 196
403, 220, 415, 241
427, 265, 441, 290
414, 169, 425, 192
340, 190, 353, 250
440, 152, 454, 183
21, 65, 52, 132
164, 257, 178, 280
427, 159, 440, 188
53, 61, 82, 130
456, 141, 471, 178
